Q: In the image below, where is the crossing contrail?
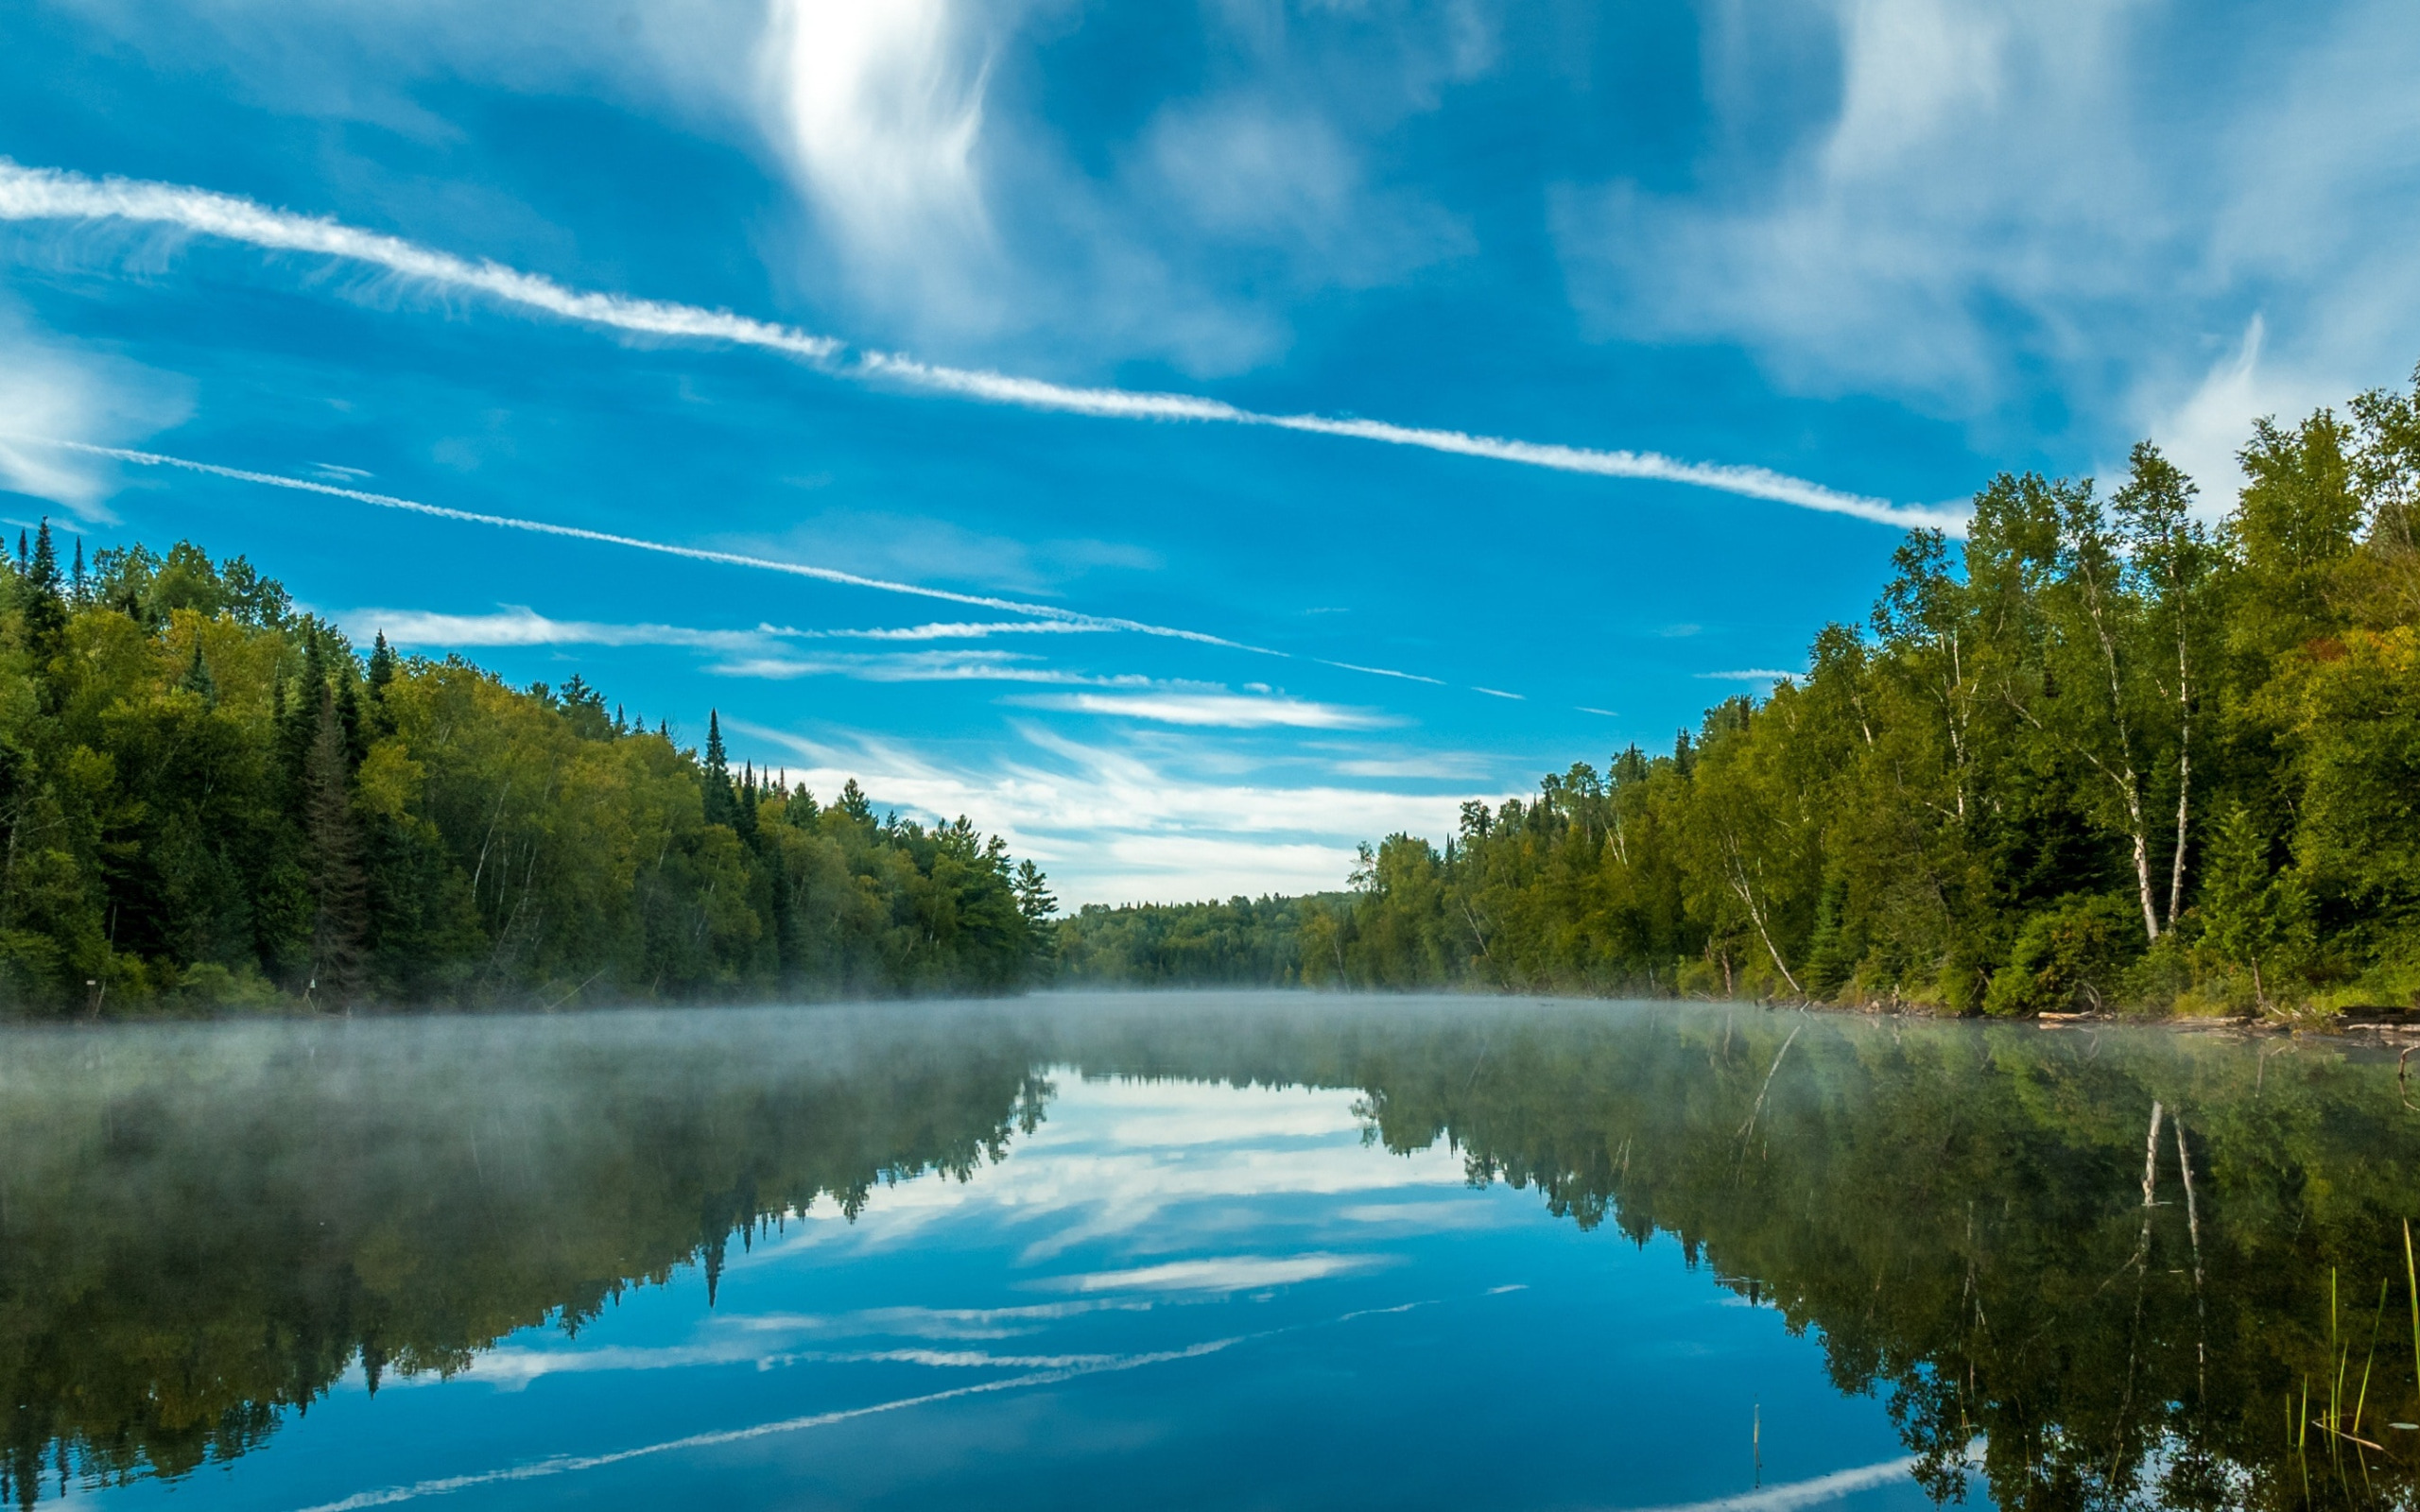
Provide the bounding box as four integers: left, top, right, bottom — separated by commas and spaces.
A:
0, 159, 1968, 534
26, 438, 1269, 652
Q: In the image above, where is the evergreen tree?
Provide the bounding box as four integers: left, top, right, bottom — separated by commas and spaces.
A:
364, 631, 398, 739
21, 522, 66, 685
701, 711, 737, 829
178, 641, 216, 704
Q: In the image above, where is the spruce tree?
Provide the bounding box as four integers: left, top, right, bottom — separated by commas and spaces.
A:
364, 631, 398, 739
178, 641, 216, 704
22, 522, 67, 707
701, 710, 738, 829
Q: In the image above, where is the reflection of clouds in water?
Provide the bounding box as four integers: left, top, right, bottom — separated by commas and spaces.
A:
1336, 1201, 1513, 1230
729, 1074, 1470, 1271
1051, 1252, 1387, 1294
302, 1073, 1555, 1511
443, 1341, 1130, 1392
301, 1340, 1253, 1512
719, 1299, 1154, 1341
1603, 1455, 1927, 1512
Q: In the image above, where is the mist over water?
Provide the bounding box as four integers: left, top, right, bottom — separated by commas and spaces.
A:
6, 996, 2418, 1510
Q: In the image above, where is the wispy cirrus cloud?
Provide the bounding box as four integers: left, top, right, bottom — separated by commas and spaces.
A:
726, 720, 1503, 903
356, 606, 768, 652
712, 650, 1157, 687
354, 605, 1117, 652
27, 438, 1263, 649
0, 307, 188, 516
1013, 692, 1396, 730
1555, 0, 2420, 498
0, 161, 1961, 530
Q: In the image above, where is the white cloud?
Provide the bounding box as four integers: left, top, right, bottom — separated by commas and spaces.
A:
1561, 0, 2157, 407
0, 308, 187, 517
1015, 692, 1396, 730
727, 719, 1501, 904
1556, 0, 2420, 475
727, 509, 1160, 597
1141, 93, 1468, 289
0, 164, 1955, 529
761, 0, 996, 320
821, 620, 1112, 641
1325, 752, 1494, 780
41, 438, 1261, 648
2137, 317, 2338, 513
354, 605, 769, 652
711, 650, 1158, 686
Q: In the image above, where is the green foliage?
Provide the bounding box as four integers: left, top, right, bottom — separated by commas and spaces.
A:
1224, 366, 2420, 1017
2199, 803, 2315, 1009
1981, 892, 2143, 1015
1055, 893, 1326, 986
0, 537, 1052, 1016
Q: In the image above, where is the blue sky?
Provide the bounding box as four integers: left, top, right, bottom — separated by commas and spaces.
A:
3, 0, 2417, 903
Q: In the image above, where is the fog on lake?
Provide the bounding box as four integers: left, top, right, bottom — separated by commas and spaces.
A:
5, 995, 2416, 1510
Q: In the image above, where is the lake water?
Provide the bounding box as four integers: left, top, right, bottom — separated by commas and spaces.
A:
5, 995, 2415, 1511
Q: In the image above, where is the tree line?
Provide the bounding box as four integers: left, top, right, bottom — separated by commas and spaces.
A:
0, 532, 1055, 1015
1080, 366, 2420, 1016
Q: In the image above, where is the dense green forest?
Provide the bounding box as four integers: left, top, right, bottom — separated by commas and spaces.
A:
8, 1000, 2418, 1509
0, 532, 1053, 1015
1081, 367, 2420, 1017
1053, 893, 1326, 986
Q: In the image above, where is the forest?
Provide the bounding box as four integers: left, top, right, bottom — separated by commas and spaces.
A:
16, 361, 2420, 1019
1074, 365, 2420, 1017
0, 532, 1054, 1016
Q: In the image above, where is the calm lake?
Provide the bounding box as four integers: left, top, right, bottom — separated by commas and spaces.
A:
6, 994, 2415, 1511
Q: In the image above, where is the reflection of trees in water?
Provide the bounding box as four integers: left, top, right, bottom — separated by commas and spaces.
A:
0, 1009, 1052, 1508
4, 1003, 2417, 1510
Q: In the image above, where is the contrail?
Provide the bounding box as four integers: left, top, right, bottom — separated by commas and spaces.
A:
26, 438, 1269, 653
0, 160, 1967, 534
1604, 1456, 1924, 1512
290, 1338, 1245, 1512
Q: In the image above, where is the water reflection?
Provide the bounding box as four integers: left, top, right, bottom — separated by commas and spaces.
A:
4, 997, 2416, 1510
